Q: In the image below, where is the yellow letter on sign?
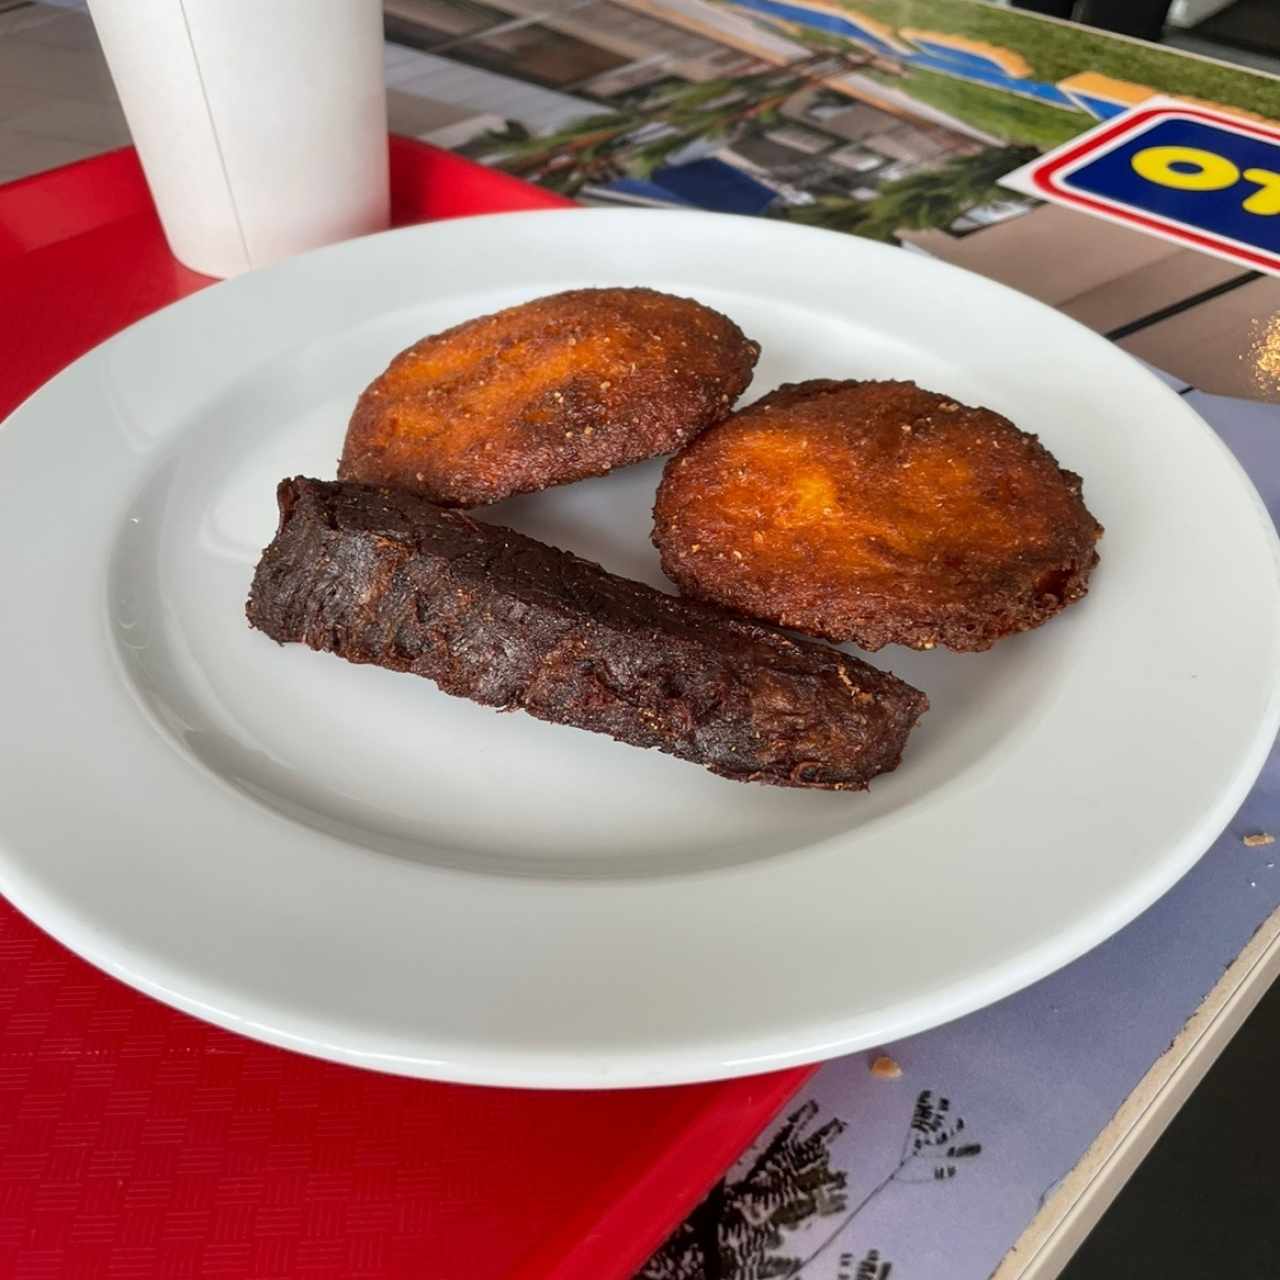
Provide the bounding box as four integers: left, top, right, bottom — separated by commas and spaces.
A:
1131, 145, 1239, 191
1241, 168, 1280, 215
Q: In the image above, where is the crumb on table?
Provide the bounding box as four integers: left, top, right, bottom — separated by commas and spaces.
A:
1243, 832, 1276, 848
870, 1054, 903, 1079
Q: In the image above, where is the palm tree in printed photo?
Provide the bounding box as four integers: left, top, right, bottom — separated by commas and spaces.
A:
463, 50, 883, 196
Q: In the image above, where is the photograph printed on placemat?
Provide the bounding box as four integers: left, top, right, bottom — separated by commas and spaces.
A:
640, 1090, 983, 1279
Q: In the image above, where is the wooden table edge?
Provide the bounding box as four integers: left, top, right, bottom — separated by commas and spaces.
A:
994, 899, 1280, 1280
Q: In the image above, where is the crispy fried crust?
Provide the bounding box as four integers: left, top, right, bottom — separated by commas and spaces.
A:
653, 379, 1103, 652
338, 287, 759, 508
246, 478, 927, 790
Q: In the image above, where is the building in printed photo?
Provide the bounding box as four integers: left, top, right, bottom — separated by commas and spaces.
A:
383, 0, 1016, 223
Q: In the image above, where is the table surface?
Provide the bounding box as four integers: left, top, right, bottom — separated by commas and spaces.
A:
3, 2, 1280, 1276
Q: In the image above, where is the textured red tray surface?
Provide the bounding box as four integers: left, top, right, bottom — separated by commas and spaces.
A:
0, 137, 811, 1279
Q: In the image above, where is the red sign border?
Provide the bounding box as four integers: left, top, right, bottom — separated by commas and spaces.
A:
1026, 103, 1280, 273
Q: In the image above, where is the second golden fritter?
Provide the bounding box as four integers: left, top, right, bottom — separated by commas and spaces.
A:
339, 287, 759, 507
653, 379, 1102, 652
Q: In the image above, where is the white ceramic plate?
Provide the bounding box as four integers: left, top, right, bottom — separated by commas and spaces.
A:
1, 210, 1277, 1088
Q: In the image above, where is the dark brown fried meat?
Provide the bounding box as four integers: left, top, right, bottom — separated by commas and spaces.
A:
338, 287, 759, 508
246, 478, 927, 790
653, 379, 1102, 652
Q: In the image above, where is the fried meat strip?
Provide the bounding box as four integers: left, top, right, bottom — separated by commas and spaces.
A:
247, 478, 927, 789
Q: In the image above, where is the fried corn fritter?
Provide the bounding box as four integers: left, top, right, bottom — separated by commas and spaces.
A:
247, 478, 927, 790
339, 287, 759, 507
653, 379, 1102, 652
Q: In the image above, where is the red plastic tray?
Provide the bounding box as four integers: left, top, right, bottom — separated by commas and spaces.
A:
0, 137, 812, 1280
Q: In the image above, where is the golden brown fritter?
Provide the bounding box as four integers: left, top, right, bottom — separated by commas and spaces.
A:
339, 287, 759, 507
652, 379, 1102, 652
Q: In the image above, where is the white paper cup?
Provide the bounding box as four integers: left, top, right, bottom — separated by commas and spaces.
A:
88, 0, 390, 278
